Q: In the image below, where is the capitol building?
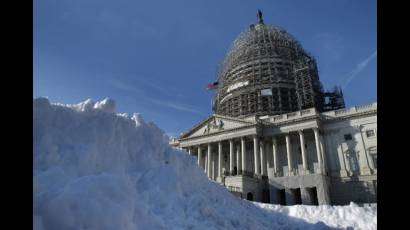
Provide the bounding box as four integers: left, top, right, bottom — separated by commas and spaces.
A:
172, 11, 377, 206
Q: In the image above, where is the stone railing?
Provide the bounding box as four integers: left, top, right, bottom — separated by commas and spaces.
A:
274, 170, 283, 177
272, 115, 284, 122
265, 103, 376, 123
287, 112, 298, 118
355, 102, 377, 111
301, 109, 312, 115
334, 108, 350, 115
226, 186, 242, 193
224, 170, 239, 176
278, 164, 324, 177
322, 102, 377, 119
269, 108, 317, 123
224, 170, 262, 179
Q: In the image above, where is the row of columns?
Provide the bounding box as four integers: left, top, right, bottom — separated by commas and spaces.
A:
183, 128, 325, 178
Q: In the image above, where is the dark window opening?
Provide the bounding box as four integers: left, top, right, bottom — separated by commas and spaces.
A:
366, 130, 375, 138
262, 189, 270, 203
247, 192, 253, 201
278, 189, 286, 205
292, 188, 302, 205
344, 134, 352, 141
307, 187, 319, 205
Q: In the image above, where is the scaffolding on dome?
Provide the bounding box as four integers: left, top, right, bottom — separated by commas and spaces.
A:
323, 86, 345, 111
212, 10, 344, 117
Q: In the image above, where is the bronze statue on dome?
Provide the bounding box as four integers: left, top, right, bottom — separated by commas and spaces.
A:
257, 9, 264, 24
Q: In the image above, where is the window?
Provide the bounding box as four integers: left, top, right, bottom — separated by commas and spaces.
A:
346, 150, 359, 172
371, 154, 377, 169
366, 129, 376, 138
369, 147, 377, 169
344, 134, 352, 141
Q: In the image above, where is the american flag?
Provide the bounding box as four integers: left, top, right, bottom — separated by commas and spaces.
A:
206, 81, 219, 90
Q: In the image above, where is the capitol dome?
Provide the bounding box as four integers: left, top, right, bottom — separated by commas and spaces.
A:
213, 10, 328, 118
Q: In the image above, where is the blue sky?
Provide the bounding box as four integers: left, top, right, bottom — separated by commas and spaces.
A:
34, 0, 377, 137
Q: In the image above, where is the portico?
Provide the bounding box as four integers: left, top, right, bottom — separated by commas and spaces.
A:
182, 128, 326, 179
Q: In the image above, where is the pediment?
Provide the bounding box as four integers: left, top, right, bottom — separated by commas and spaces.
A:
180, 114, 254, 139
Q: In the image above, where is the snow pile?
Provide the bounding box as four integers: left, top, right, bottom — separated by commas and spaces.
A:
34, 98, 375, 230
254, 202, 377, 230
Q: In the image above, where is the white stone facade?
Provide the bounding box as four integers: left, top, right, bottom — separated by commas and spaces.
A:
176, 102, 377, 205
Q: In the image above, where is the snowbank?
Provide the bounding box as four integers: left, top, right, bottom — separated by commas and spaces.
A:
254, 202, 376, 230
33, 98, 376, 230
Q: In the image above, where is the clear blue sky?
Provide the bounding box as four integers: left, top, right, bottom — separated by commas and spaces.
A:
34, 0, 377, 137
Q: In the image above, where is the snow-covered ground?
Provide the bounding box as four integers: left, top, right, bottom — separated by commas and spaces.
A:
33, 98, 376, 230
254, 202, 376, 230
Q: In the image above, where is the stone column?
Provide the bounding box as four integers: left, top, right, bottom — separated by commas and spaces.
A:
218, 141, 222, 180
207, 143, 212, 178
197, 146, 203, 169
236, 145, 241, 175
241, 137, 246, 173
298, 130, 308, 173
313, 128, 323, 173
272, 136, 278, 174
188, 147, 192, 155
212, 153, 216, 180
229, 140, 234, 174
204, 154, 207, 174
198, 145, 205, 169
260, 139, 267, 176
265, 141, 270, 175
266, 141, 271, 169
285, 133, 293, 175
253, 136, 261, 175
319, 135, 327, 172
